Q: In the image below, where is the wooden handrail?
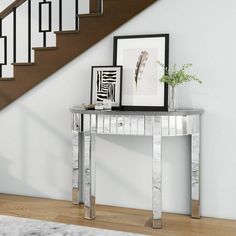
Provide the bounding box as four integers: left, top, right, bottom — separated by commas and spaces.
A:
0, 0, 27, 19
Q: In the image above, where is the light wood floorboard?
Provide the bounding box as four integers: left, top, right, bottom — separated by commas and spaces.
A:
0, 194, 235, 236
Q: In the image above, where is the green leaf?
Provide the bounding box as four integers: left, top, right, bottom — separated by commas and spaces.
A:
157, 62, 202, 87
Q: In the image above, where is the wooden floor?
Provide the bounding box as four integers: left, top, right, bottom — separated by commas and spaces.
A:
0, 194, 235, 236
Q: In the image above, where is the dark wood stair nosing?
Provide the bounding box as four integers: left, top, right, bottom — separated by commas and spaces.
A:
0, 77, 14, 81
54, 30, 79, 35
33, 47, 57, 51
12, 62, 35, 66
78, 13, 103, 18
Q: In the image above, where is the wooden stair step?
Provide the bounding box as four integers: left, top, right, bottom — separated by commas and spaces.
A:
33, 47, 57, 51
12, 62, 35, 66
0, 77, 14, 81
54, 30, 79, 35
78, 13, 103, 18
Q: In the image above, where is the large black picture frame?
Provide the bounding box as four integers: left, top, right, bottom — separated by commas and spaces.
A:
113, 34, 169, 111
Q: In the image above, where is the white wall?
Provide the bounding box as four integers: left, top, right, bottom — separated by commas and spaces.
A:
0, 0, 14, 12
0, 0, 236, 220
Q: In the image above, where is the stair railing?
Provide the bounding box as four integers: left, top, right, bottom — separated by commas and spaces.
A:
0, 0, 103, 78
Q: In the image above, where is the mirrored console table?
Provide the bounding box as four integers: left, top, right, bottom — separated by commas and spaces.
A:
70, 107, 203, 229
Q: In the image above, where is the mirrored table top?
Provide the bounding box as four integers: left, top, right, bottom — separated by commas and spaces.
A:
70, 107, 203, 116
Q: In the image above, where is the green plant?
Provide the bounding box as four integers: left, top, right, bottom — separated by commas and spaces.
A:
157, 62, 202, 87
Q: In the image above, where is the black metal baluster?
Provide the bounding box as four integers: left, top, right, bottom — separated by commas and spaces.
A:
0, 19, 7, 77
75, 0, 78, 30
0, 19, 2, 77
28, 0, 31, 62
13, 8, 16, 63
43, 0, 47, 47
39, 2, 42, 45
59, 0, 62, 31
39, 0, 52, 47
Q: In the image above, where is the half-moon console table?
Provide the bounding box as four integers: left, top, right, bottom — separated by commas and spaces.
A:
70, 107, 203, 229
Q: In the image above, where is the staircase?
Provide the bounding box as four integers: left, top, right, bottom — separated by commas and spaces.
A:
0, 0, 157, 110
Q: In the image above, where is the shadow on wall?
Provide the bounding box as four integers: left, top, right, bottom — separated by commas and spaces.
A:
18, 104, 72, 198
0, 154, 42, 196
0, 101, 72, 200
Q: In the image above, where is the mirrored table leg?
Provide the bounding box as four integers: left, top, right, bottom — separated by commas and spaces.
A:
84, 115, 96, 220
72, 113, 82, 205
152, 116, 162, 229
72, 130, 80, 204
191, 115, 201, 219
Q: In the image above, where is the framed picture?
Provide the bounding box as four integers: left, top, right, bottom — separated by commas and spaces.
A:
113, 34, 169, 111
90, 66, 123, 109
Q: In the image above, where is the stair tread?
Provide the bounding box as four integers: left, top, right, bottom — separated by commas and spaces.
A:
54, 30, 79, 35
0, 77, 14, 81
33, 47, 57, 51
78, 13, 103, 18
12, 62, 35, 66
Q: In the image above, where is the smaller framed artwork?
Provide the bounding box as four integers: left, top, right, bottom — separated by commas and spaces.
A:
90, 66, 123, 109
113, 34, 169, 111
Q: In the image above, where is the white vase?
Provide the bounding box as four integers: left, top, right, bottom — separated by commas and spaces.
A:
168, 86, 177, 111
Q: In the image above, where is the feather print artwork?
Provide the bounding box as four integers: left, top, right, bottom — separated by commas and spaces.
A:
134, 50, 149, 89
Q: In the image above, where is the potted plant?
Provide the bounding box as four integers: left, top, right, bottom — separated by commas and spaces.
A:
157, 62, 202, 111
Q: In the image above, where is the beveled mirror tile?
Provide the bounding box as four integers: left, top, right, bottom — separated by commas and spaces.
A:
72, 114, 76, 131
110, 116, 117, 134
72, 146, 79, 159
131, 116, 138, 135
145, 116, 153, 136
72, 188, 79, 205
84, 135, 91, 162
72, 159, 79, 169
153, 116, 162, 139
91, 114, 97, 133
169, 116, 176, 136
192, 115, 200, 134
72, 114, 81, 131
187, 115, 193, 134
137, 116, 145, 136
72, 131, 79, 146
103, 115, 111, 133
117, 116, 124, 134
176, 116, 183, 135
191, 134, 200, 201
182, 115, 188, 135
84, 183, 90, 208
192, 164, 200, 200
97, 115, 104, 133
124, 116, 131, 135
84, 114, 91, 132
72, 169, 79, 188
84, 134, 91, 206
152, 116, 162, 223
162, 116, 169, 136
90, 135, 96, 199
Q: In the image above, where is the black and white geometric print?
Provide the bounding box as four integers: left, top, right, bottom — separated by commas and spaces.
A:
96, 70, 117, 102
